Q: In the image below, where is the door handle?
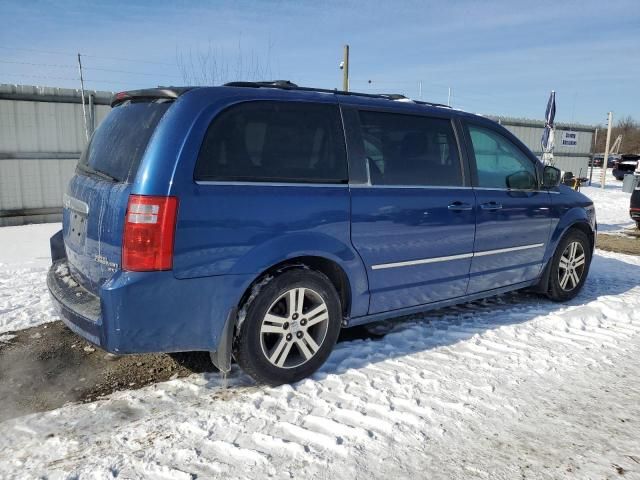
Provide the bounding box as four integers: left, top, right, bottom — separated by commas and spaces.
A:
480, 202, 503, 211
448, 201, 473, 211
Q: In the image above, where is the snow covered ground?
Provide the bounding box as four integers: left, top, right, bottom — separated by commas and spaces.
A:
1, 248, 640, 479
0, 181, 639, 479
581, 167, 636, 232
0, 223, 60, 334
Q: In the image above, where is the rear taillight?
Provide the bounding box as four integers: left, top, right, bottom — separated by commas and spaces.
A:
122, 195, 178, 271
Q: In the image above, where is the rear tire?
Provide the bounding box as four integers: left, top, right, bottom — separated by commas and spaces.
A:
546, 229, 592, 302
234, 269, 342, 385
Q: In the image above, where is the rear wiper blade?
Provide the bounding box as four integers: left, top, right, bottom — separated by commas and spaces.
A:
77, 163, 119, 182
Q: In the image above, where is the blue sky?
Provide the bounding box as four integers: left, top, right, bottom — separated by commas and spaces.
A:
1, 0, 638, 125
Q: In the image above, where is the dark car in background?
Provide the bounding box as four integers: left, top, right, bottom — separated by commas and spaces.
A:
613, 154, 640, 181
631, 186, 640, 229
590, 154, 618, 168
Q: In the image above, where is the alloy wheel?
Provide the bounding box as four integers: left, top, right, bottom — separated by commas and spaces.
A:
259, 287, 330, 369
558, 241, 586, 292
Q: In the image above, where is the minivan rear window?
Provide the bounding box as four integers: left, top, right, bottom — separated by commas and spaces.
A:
78, 100, 171, 182
194, 101, 348, 184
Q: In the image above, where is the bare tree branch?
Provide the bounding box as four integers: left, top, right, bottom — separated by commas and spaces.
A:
176, 39, 274, 86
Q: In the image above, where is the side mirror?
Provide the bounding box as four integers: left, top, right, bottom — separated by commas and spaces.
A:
506, 170, 537, 190
542, 165, 562, 188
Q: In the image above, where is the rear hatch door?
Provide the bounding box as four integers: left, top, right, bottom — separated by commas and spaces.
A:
63, 99, 172, 294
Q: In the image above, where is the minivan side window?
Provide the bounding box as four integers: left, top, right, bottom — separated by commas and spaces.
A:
358, 111, 462, 187
468, 125, 538, 190
195, 101, 348, 184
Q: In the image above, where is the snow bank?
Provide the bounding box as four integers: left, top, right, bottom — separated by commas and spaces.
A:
0, 223, 61, 334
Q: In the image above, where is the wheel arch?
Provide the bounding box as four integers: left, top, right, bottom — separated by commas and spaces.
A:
209, 255, 355, 375
547, 206, 595, 260
210, 234, 370, 374
536, 219, 595, 294
227, 231, 370, 319
569, 221, 595, 254
237, 255, 353, 321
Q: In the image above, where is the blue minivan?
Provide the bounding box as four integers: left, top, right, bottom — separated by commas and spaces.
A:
48, 81, 596, 385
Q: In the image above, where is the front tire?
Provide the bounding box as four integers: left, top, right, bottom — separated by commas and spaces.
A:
234, 269, 342, 385
546, 229, 592, 302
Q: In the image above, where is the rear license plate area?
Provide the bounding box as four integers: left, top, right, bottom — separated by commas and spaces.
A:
64, 194, 89, 248
69, 211, 87, 246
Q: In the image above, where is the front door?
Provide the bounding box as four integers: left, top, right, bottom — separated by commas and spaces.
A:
463, 122, 552, 294
347, 108, 476, 314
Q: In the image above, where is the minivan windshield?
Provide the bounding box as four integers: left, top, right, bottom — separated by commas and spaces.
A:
78, 100, 171, 182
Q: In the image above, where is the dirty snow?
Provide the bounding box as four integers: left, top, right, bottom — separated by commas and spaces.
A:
0, 184, 639, 479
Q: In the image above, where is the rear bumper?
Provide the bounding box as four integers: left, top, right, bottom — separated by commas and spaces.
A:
47, 257, 254, 355
47, 261, 103, 345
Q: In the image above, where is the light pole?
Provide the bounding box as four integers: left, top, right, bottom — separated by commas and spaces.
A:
600, 112, 613, 189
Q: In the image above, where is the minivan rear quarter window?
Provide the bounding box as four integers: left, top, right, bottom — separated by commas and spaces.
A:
195, 101, 348, 184
79, 100, 171, 182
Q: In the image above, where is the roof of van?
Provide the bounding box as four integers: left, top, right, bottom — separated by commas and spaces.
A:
111, 81, 455, 112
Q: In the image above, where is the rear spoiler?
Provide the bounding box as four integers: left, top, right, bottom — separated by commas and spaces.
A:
110, 87, 195, 107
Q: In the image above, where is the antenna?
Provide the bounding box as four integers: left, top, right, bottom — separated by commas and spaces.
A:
77, 53, 89, 141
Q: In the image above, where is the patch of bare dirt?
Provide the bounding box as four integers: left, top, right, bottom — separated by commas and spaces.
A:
597, 230, 640, 256
0, 321, 214, 421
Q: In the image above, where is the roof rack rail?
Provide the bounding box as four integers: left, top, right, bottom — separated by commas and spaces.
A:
225, 80, 300, 89
222, 81, 451, 109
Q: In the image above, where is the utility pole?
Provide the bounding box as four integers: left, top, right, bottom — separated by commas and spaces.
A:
447, 87, 452, 106
342, 45, 350, 92
588, 127, 598, 185
600, 112, 613, 189
77, 53, 89, 141
418, 80, 422, 100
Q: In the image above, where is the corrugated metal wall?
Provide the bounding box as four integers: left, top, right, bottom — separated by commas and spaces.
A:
494, 116, 595, 176
0, 84, 112, 226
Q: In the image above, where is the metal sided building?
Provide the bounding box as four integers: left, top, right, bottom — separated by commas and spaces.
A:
0, 84, 112, 226
491, 116, 596, 176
